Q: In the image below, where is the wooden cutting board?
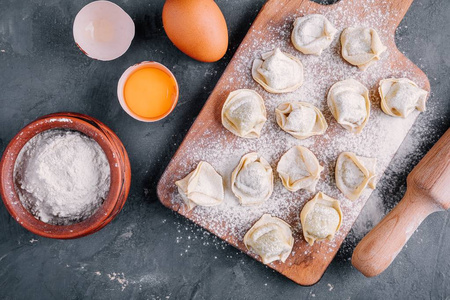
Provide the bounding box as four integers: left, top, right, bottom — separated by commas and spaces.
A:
157, 0, 429, 285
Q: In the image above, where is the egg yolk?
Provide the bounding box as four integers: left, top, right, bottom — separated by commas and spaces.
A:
123, 67, 177, 119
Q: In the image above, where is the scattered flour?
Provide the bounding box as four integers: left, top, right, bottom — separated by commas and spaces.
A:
108, 272, 129, 291
160, 0, 434, 268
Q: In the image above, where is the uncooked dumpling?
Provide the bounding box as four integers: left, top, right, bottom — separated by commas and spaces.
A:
300, 192, 342, 246
252, 48, 304, 93
231, 152, 273, 206
341, 27, 387, 70
379, 78, 428, 118
291, 14, 337, 56
327, 79, 370, 133
221, 89, 267, 138
244, 214, 294, 264
277, 146, 323, 192
276, 102, 328, 139
335, 152, 376, 201
175, 161, 224, 210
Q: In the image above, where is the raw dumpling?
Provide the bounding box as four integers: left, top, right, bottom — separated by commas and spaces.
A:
275, 102, 328, 139
277, 146, 323, 192
221, 89, 267, 138
379, 78, 428, 118
252, 48, 304, 93
231, 152, 273, 206
327, 79, 370, 133
335, 152, 376, 201
175, 161, 224, 210
244, 214, 294, 264
341, 27, 387, 70
300, 192, 342, 246
291, 14, 337, 56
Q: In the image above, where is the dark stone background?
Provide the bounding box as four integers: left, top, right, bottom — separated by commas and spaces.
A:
0, 0, 449, 299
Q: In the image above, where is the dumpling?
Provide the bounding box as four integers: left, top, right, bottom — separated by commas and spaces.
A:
327, 79, 370, 133
277, 146, 323, 192
252, 48, 304, 93
175, 161, 224, 210
341, 27, 387, 70
244, 214, 294, 264
231, 152, 273, 206
300, 192, 342, 246
221, 89, 267, 138
291, 14, 337, 56
379, 78, 428, 118
335, 152, 376, 201
275, 102, 328, 139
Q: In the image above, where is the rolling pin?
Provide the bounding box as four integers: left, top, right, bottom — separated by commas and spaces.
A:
352, 128, 450, 277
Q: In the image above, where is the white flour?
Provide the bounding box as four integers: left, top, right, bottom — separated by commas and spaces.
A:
14, 129, 111, 225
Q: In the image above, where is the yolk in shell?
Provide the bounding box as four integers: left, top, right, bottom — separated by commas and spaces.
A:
123, 67, 177, 119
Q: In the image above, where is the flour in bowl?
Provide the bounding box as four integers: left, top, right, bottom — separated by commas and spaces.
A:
14, 129, 111, 225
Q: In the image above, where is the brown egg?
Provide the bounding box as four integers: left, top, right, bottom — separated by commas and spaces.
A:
162, 0, 228, 62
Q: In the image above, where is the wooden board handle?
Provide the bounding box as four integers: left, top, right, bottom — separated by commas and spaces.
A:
352, 128, 450, 277
324, 0, 415, 32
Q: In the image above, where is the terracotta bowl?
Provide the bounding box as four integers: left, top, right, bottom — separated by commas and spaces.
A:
0, 112, 131, 239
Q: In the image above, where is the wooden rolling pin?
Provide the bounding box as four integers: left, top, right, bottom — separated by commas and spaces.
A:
352, 128, 450, 277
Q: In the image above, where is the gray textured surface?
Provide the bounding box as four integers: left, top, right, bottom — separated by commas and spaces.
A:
0, 0, 449, 299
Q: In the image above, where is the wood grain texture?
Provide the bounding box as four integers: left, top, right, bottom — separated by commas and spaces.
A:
157, 0, 430, 285
352, 128, 450, 277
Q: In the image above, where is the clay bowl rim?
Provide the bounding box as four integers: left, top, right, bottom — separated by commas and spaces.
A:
0, 112, 131, 239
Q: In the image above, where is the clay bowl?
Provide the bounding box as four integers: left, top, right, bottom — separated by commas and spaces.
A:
0, 112, 131, 239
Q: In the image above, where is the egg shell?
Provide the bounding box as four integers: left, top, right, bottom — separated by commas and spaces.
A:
162, 0, 228, 63
73, 1, 135, 61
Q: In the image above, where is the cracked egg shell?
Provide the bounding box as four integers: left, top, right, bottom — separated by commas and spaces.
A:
73, 1, 135, 61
